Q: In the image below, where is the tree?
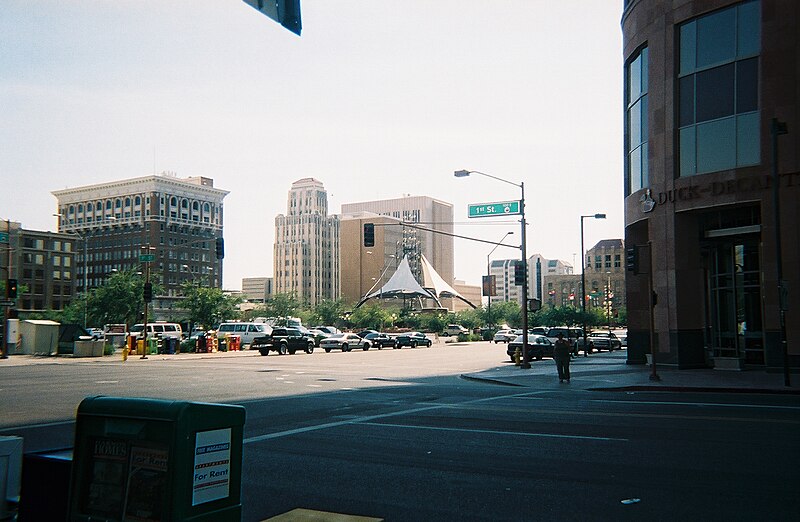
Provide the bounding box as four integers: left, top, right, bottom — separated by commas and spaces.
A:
76, 269, 163, 327
181, 282, 241, 329
310, 299, 346, 326
263, 293, 302, 323
348, 302, 393, 330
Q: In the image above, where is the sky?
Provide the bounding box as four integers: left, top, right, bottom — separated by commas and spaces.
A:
0, 0, 624, 291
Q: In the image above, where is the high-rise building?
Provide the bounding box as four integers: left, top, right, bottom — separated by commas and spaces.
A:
341, 195, 454, 288
52, 174, 228, 302
490, 254, 572, 307
241, 277, 273, 303
622, 0, 798, 371
274, 178, 340, 306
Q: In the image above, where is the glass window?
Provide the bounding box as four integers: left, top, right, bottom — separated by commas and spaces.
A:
678, 1, 760, 177
696, 64, 734, 122
625, 46, 649, 194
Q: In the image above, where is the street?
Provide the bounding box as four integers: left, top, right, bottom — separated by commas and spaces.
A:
2, 342, 799, 521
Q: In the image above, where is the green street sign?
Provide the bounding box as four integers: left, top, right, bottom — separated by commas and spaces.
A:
467, 201, 520, 218
0, 232, 8, 244
139, 254, 156, 262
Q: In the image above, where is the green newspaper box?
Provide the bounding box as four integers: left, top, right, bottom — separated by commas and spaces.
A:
69, 396, 246, 521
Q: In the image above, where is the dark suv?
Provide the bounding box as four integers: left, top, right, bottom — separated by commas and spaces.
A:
251, 327, 315, 356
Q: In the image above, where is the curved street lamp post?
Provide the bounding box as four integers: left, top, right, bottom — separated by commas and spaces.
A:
455, 170, 531, 368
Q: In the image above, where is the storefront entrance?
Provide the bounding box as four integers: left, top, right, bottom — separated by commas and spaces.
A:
706, 239, 765, 365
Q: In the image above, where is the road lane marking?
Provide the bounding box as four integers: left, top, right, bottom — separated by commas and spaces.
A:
591, 399, 800, 410
243, 405, 442, 444
356, 421, 628, 442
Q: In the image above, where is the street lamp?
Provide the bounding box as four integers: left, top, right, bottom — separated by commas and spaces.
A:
455, 169, 530, 368
486, 231, 514, 317
580, 213, 606, 356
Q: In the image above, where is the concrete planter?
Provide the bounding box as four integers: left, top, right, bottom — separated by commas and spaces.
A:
713, 356, 744, 371
74, 340, 105, 357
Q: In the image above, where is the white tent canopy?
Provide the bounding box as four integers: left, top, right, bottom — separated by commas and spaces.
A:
356, 255, 438, 308
420, 254, 477, 309
356, 254, 477, 309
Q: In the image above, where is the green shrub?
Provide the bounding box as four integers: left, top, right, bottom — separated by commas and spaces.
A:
103, 343, 115, 356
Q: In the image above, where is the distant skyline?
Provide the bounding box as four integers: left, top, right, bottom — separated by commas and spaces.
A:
1, 1, 624, 291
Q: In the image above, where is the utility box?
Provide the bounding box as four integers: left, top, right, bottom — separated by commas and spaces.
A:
69, 397, 246, 521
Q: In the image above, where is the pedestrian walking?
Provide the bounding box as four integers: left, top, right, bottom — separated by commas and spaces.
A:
554, 332, 571, 383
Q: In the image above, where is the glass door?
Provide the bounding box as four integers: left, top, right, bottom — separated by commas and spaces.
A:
708, 240, 764, 365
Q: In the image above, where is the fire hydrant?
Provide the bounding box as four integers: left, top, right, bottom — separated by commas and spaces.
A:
514, 346, 521, 366
122, 346, 129, 362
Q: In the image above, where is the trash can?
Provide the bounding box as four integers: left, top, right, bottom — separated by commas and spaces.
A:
228, 335, 241, 351
196, 334, 207, 353
148, 337, 158, 355
69, 396, 245, 521
164, 337, 177, 354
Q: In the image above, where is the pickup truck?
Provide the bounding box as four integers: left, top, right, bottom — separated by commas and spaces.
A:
251, 327, 315, 356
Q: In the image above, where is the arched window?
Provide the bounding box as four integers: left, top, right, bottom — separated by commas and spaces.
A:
134, 196, 141, 206
106, 200, 112, 210
170, 196, 177, 207
124, 197, 131, 207
87, 203, 93, 212
115, 199, 122, 209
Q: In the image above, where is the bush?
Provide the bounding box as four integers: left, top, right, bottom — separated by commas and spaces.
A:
180, 339, 196, 353
103, 343, 115, 356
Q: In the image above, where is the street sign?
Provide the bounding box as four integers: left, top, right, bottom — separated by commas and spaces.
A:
0, 300, 15, 307
467, 201, 520, 218
0, 232, 8, 243
139, 254, 156, 262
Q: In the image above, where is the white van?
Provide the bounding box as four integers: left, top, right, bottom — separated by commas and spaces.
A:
216, 322, 273, 346
130, 322, 182, 340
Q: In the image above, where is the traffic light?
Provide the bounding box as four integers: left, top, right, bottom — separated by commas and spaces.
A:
6, 278, 17, 299
363, 223, 375, 247
215, 237, 225, 259
625, 246, 639, 274
143, 282, 153, 302
514, 261, 526, 286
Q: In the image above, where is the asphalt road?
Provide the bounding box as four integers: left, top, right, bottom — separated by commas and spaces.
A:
2, 342, 799, 521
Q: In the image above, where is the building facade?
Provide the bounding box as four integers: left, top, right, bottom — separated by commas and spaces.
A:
339, 212, 404, 306
241, 277, 273, 303
622, 0, 799, 371
52, 174, 228, 300
274, 178, 340, 306
583, 239, 627, 313
341, 195, 455, 289
490, 254, 573, 307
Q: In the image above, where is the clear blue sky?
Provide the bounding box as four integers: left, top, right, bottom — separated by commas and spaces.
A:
1, 1, 624, 290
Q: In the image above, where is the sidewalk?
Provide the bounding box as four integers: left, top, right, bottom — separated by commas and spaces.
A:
461, 350, 799, 394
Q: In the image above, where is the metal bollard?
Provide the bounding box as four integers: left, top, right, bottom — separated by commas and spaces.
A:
514, 347, 521, 366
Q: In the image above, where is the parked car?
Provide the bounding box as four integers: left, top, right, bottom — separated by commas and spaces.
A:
615, 330, 628, 347
363, 332, 396, 349
314, 326, 342, 336
507, 334, 555, 361
320, 333, 368, 352
217, 321, 272, 346
86, 327, 104, 340
357, 329, 379, 338
493, 329, 517, 344
441, 324, 468, 337
305, 328, 331, 346
251, 327, 315, 356
587, 331, 622, 351
394, 331, 432, 348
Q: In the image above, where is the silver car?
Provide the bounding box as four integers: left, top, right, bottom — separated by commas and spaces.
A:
493, 329, 518, 343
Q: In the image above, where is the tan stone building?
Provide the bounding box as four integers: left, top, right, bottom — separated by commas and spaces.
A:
274, 178, 340, 306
